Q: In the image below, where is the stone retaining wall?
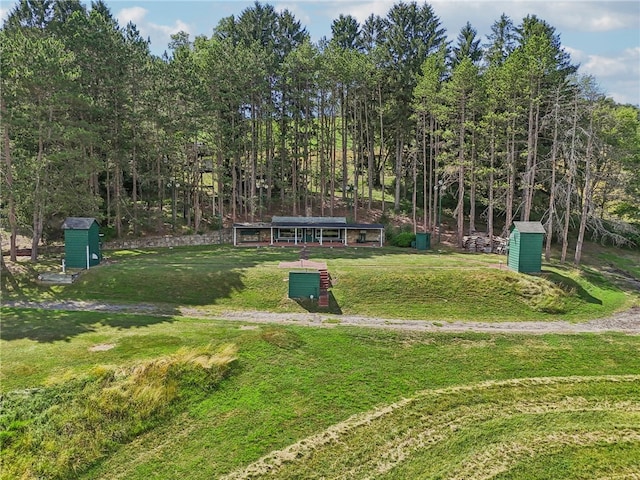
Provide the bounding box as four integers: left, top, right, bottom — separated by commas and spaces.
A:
104, 229, 233, 250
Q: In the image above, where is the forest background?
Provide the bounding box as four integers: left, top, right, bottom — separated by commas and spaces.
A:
1, 0, 639, 265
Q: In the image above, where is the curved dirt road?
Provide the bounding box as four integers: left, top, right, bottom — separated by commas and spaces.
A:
4, 300, 640, 335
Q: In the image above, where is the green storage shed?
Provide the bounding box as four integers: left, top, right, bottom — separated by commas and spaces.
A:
62, 217, 101, 269
415, 232, 431, 251
508, 221, 545, 273
288, 271, 320, 299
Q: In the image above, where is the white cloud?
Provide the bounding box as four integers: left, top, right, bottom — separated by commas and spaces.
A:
115, 6, 192, 49
333, 1, 394, 24
541, 2, 637, 33
274, 2, 312, 28
574, 46, 639, 79
569, 45, 640, 105
116, 6, 148, 26
0, 6, 9, 24
323, 1, 638, 34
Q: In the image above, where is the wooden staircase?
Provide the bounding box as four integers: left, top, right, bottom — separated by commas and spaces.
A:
319, 269, 331, 307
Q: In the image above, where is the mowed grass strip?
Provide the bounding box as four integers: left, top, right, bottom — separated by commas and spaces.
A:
222, 376, 640, 480
4, 245, 636, 320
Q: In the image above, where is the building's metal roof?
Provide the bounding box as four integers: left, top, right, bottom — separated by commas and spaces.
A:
233, 217, 384, 229
62, 217, 99, 230
347, 223, 385, 229
511, 221, 546, 234
272, 216, 347, 226
233, 222, 273, 228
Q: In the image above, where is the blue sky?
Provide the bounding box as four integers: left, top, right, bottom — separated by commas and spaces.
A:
2, 0, 639, 105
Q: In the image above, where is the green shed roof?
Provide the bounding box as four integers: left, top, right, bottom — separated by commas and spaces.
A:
510, 221, 546, 234
62, 217, 99, 230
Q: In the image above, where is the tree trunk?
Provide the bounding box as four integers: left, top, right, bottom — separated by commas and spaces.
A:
574, 108, 595, 266
394, 137, 403, 212
468, 128, 476, 233
522, 97, 536, 221
30, 131, 45, 262
561, 91, 579, 264
505, 117, 516, 236
341, 85, 348, 201
457, 99, 466, 248
488, 122, 495, 252
422, 114, 428, 232
1, 97, 17, 261
545, 91, 560, 262
378, 84, 385, 213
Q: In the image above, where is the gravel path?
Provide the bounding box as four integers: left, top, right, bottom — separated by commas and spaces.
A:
4, 300, 640, 335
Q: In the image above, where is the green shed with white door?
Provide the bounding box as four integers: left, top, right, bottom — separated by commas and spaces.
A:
62, 217, 101, 269
508, 221, 545, 273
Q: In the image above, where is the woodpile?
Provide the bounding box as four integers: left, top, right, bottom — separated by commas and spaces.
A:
462, 234, 507, 254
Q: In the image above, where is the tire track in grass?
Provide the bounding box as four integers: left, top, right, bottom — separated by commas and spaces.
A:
221, 375, 640, 479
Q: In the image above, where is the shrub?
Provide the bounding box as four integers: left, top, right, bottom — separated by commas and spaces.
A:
390, 232, 416, 248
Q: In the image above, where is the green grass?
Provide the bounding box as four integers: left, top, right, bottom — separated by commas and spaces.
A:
2, 243, 639, 477
2, 244, 637, 321
0, 342, 236, 479
1, 310, 639, 479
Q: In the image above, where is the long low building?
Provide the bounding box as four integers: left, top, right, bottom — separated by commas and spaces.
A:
233, 216, 384, 247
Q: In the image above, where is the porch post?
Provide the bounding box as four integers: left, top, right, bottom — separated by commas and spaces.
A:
270, 227, 274, 245
319, 228, 323, 246
344, 227, 348, 246
233, 227, 237, 246
295, 228, 298, 245
380, 228, 384, 247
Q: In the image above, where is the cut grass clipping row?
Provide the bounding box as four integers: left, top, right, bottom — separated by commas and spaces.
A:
224, 375, 640, 480
0, 344, 237, 480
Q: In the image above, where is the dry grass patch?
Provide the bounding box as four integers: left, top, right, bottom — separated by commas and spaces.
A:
1, 344, 238, 480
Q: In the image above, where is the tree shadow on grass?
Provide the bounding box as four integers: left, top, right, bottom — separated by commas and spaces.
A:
294, 292, 343, 314
541, 270, 604, 305
0, 308, 175, 343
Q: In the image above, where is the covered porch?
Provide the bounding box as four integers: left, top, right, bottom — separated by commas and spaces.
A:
233, 216, 384, 247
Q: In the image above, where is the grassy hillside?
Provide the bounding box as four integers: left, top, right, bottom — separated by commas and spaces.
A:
1, 311, 639, 479
2, 244, 638, 321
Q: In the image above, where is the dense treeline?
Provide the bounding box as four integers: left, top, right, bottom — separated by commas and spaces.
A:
1, 0, 639, 264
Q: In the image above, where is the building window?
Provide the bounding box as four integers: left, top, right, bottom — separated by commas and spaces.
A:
321, 229, 341, 238
278, 229, 296, 238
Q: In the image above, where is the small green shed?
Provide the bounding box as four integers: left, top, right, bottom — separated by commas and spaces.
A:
508, 221, 545, 273
415, 232, 431, 251
288, 271, 320, 299
62, 217, 101, 269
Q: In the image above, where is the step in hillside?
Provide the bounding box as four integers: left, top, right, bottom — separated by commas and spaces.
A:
318, 291, 329, 307
319, 269, 331, 289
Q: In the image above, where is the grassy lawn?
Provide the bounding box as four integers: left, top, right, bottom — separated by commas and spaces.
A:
2, 243, 639, 478
2, 244, 638, 321
1, 310, 639, 479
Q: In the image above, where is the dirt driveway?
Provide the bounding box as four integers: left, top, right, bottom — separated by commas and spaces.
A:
4, 300, 640, 335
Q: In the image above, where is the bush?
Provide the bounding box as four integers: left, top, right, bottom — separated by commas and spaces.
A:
390, 232, 416, 248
